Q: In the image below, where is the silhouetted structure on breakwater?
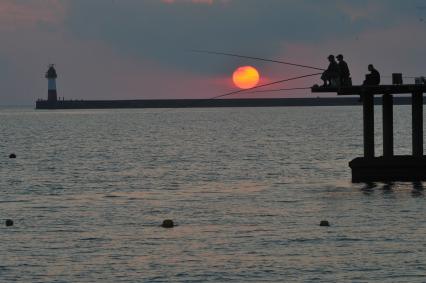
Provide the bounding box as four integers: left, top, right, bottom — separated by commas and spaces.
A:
45, 64, 58, 102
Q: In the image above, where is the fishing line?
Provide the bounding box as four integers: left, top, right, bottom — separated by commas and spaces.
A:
209, 73, 322, 100
190, 50, 325, 71
160, 73, 320, 113
247, 87, 312, 93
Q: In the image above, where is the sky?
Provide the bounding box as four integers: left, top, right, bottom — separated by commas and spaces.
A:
1, 0, 426, 105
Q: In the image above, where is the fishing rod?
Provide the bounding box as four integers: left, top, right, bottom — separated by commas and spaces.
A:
190, 50, 326, 71
209, 73, 322, 100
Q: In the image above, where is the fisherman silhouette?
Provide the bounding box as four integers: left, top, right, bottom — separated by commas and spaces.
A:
336, 54, 351, 86
363, 64, 380, 85
321, 55, 339, 87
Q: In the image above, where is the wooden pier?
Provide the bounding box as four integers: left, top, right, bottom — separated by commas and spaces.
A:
312, 84, 426, 182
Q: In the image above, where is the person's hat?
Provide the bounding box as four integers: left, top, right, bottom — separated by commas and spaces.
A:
337, 54, 343, 59
328, 55, 334, 59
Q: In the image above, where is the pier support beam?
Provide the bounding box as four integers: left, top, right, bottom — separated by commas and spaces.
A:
412, 92, 423, 157
363, 93, 375, 158
382, 94, 394, 157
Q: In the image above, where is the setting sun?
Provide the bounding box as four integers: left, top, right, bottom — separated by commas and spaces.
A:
232, 66, 260, 89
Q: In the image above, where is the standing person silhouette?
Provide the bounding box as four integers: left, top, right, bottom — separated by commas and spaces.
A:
321, 55, 339, 87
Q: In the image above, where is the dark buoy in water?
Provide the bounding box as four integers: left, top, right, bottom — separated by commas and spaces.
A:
161, 219, 174, 228
320, 220, 330, 227
9, 153, 16, 159
5, 219, 14, 227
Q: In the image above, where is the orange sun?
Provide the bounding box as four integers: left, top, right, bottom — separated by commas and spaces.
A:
232, 66, 260, 89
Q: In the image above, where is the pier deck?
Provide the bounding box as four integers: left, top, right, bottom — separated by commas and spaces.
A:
312, 84, 426, 95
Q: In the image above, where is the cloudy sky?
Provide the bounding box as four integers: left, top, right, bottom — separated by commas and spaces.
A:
1, 0, 425, 104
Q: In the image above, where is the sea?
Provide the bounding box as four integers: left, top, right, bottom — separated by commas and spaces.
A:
0, 106, 425, 282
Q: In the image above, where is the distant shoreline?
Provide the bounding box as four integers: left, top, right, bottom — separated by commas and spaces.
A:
35, 96, 419, 110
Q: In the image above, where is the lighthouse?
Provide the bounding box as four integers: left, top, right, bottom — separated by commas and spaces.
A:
45, 64, 58, 102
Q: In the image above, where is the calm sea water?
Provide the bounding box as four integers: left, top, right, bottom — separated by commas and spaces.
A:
1, 106, 425, 282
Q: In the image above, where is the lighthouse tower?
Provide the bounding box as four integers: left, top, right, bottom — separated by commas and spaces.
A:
45, 64, 58, 102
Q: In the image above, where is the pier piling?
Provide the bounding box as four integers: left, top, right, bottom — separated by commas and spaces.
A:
363, 93, 375, 158
382, 94, 394, 157
412, 91, 423, 157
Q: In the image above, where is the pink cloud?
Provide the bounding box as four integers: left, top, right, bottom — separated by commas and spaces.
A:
337, 2, 383, 22
0, 0, 65, 31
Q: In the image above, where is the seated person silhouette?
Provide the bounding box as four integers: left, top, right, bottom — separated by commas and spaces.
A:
336, 54, 352, 86
363, 64, 380, 85
321, 55, 339, 87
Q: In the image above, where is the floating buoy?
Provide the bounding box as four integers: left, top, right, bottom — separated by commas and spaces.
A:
320, 220, 330, 227
9, 154, 16, 159
5, 219, 13, 227
161, 219, 174, 228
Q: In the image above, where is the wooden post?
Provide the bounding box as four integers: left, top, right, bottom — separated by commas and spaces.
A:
382, 94, 393, 157
363, 93, 375, 158
412, 92, 423, 157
